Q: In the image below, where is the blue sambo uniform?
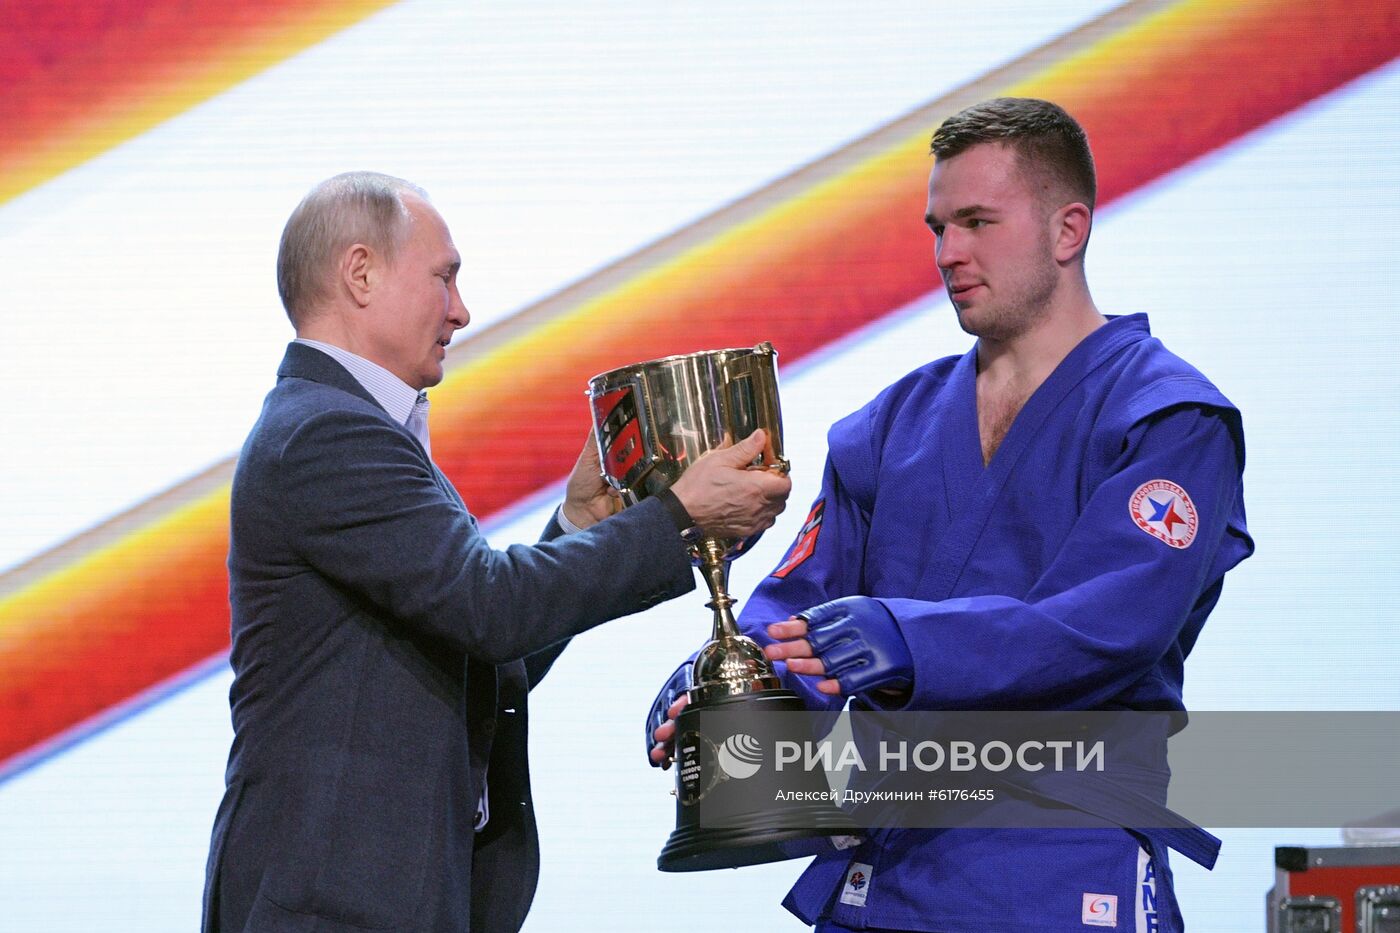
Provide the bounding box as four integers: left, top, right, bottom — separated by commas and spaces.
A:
739, 314, 1254, 932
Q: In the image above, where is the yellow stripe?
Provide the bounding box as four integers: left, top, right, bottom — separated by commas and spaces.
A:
0, 1, 399, 206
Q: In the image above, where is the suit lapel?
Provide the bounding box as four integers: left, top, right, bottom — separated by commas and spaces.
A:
277, 341, 382, 408
278, 342, 453, 473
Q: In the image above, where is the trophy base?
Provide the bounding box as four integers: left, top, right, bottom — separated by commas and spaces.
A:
657, 689, 858, 873
657, 808, 857, 873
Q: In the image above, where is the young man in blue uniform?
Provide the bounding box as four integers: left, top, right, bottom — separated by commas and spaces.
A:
647, 98, 1253, 931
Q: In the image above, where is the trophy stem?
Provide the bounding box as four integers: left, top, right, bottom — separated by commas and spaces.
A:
689, 538, 782, 704
698, 541, 741, 642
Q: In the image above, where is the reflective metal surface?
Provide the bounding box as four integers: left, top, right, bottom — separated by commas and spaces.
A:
589, 344, 856, 871
588, 343, 788, 700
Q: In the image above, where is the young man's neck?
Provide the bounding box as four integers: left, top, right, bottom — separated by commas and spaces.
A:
976, 281, 1105, 391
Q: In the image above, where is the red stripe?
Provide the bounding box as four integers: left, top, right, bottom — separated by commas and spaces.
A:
1, 1, 1397, 770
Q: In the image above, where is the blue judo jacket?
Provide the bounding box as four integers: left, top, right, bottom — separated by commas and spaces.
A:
740, 315, 1253, 933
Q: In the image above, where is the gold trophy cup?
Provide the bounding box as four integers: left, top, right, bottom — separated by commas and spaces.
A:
588, 343, 854, 872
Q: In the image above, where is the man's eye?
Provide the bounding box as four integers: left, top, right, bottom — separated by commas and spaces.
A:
966, 218, 985, 229
930, 225, 944, 238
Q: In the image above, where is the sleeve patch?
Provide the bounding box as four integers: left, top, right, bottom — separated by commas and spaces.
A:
771, 500, 825, 578
1129, 479, 1198, 549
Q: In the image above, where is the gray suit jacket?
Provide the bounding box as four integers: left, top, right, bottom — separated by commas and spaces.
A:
203, 343, 693, 932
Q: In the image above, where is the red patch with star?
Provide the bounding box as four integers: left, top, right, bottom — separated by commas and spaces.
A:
771, 500, 825, 578
1129, 479, 1198, 549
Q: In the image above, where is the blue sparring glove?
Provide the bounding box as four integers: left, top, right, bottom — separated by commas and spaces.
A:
799, 596, 913, 697
644, 659, 693, 767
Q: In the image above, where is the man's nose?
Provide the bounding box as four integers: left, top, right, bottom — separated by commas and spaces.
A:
936, 228, 967, 270
450, 289, 470, 329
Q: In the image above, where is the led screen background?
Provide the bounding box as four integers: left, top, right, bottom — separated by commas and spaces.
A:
1, 1, 1397, 929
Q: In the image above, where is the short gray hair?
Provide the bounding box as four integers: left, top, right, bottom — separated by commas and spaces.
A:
276, 171, 429, 325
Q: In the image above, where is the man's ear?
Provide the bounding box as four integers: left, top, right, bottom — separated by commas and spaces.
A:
342, 243, 374, 308
1053, 202, 1092, 264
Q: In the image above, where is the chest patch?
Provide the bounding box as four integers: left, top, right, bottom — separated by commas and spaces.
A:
1129, 479, 1199, 549
839, 861, 873, 907
771, 500, 824, 578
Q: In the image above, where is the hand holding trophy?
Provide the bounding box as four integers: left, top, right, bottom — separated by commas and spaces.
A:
588, 343, 855, 872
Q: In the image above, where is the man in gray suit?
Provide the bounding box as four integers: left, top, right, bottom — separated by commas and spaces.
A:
203, 172, 790, 932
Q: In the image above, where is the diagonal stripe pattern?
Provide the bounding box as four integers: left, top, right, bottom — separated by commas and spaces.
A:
0, 0, 398, 206
1, 0, 1397, 773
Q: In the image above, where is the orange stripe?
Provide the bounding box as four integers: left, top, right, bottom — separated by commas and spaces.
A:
430, 0, 1400, 517
1019, 0, 1400, 202
2, 0, 1397, 769
0, 495, 231, 761
0, 0, 398, 206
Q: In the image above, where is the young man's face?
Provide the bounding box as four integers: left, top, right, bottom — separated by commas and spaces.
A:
925, 142, 1062, 342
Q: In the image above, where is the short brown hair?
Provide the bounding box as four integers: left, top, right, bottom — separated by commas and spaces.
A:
276, 171, 428, 326
930, 97, 1096, 212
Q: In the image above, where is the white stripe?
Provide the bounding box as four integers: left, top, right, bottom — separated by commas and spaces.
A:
1136, 846, 1157, 933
